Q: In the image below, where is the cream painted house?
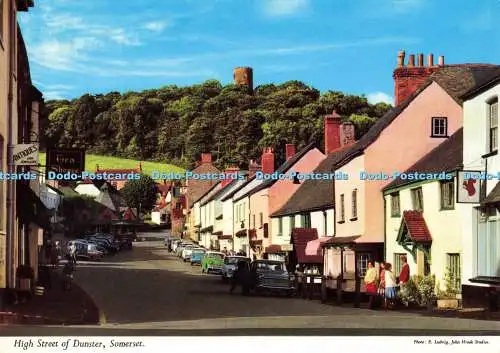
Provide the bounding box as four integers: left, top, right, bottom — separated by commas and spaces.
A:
459, 69, 500, 309
383, 129, 463, 290
198, 182, 222, 249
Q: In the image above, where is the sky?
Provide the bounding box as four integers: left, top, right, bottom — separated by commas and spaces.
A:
18, 0, 500, 105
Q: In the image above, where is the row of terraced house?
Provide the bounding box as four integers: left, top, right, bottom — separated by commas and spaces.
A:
171, 52, 500, 310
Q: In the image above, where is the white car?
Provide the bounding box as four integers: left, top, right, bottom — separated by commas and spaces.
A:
221, 256, 250, 281
181, 245, 200, 262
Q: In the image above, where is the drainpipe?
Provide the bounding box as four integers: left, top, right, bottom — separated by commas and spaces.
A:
383, 196, 387, 263
5, 0, 16, 298
332, 176, 336, 236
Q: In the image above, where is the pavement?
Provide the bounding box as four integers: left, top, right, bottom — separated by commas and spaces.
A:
2, 232, 500, 335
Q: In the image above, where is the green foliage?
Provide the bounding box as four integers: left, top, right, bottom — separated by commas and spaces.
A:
60, 195, 97, 236
120, 174, 158, 214
399, 274, 437, 307
40, 79, 391, 168
437, 267, 460, 299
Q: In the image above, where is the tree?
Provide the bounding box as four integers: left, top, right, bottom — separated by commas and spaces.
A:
120, 175, 158, 216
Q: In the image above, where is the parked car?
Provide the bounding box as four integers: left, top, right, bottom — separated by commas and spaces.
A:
181, 245, 200, 262
190, 248, 206, 265
68, 240, 104, 261
176, 242, 191, 257
201, 251, 225, 274
248, 260, 295, 296
221, 256, 251, 281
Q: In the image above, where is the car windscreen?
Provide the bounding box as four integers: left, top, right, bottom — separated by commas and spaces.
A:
255, 262, 285, 271
225, 257, 244, 264
192, 250, 205, 255
208, 254, 223, 260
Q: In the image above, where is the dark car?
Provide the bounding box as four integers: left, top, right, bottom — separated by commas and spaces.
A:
248, 260, 296, 296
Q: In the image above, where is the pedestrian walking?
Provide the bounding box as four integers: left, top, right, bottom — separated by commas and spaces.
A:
230, 260, 250, 295
364, 261, 378, 309
62, 255, 75, 291
68, 242, 77, 265
377, 262, 386, 307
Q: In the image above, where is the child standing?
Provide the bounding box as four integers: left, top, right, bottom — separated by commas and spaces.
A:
384, 262, 397, 309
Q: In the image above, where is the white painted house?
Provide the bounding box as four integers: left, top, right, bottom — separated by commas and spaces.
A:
383, 129, 463, 290
220, 178, 250, 252
460, 69, 500, 309
198, 182, 222, 249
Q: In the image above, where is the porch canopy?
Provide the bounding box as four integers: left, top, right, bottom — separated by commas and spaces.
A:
292, 228, 322, 264
482, 182, 500, 205
396, 210, 432, 261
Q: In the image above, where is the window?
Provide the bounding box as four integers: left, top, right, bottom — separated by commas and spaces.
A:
446, 253, 461, 291
253, 214, 256, 228
477, 212, 500, 277
357, 253, 371, 277
351, 189, 358, 220
431, 117, 448, 137
440, 180, 455, 210
411, 187, 424, 211
489, 99, 498, 152
323, 212, 328, 236
300, 213, 311, 228
339, 194, 345, 222
394, 253, 406, 276
259, 212, 263, 227
277, 217, 283, 236
391, 192, 400, 217
290, 216, 295, 231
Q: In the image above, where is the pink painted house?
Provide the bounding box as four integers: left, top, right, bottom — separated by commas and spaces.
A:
323, 52, 500, 283
234, 143, 324, 259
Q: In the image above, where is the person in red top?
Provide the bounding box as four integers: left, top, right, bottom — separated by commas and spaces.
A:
399, 255, 410, 284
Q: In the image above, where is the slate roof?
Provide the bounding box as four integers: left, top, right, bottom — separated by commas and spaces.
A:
220, 175, 257, 202
291, 228, 322, 264
460, 66, 500, 100
95, 183, 121, 212
270, 143, 354, 217
187, 163, 221, 206
235, 141, 318, 202
399, 210, 432, 243
322, 235, 361, 247
329, 64, 500, 172
482, 182, 500, 205
200, 171, 249, 206
383, 128, 463, 191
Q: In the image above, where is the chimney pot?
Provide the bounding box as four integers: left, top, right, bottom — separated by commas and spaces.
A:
285, 144, 296, 161
417, 53, 424, 67
397, 50, 406, 67
261, 148, 275, 174
408, 54, 415, 67
427, 54, 434, 67
438, 55, 444, 66
324, 112, 342, 154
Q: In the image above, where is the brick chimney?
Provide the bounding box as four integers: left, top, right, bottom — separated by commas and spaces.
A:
261, 148, 275, 175
285, 144, 296, 161
221, 165, 239, 188
200, 153, 212, 164
324, 111, 341, 154
248, 160, 261, 178
393, 50, 442, 106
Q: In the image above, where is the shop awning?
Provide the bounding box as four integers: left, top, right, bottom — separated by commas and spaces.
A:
16, 183, 50, 230
305, 237, 332, 255
321, 235, 361, 248
482, 182, 500, 205
291, 228, 322, 264
218, 234, 232, 240
266, 244, 282, 253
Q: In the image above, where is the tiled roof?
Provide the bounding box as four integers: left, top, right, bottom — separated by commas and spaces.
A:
483, 182, 500, 205
291, 228, 322, 264
322, 235, 361, 247
187, 163, 221, 206
329, 64, 500, 172
220, 175, 256, 202
235, 142, 318, 202
458, 66, 500, 100
270, 143, 354, 217
400, 210, 432, 243
383, 128, 463, 191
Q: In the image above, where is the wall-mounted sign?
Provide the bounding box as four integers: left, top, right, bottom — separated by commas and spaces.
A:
13, 143, 39, 166
457, 170, 482, 203
46, 148, 85, 178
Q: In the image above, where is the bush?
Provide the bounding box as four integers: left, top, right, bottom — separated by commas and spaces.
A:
437, 267, 460, 299
399, 274, 437, 308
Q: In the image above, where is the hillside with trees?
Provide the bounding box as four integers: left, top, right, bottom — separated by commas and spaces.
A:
40, 80, 391, 170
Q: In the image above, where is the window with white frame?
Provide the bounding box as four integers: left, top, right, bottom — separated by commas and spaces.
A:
277, 217, 283, 236
489, 98, 498, 152
356, 253, 371, 277
476, 208, 500, 277
351, 189, 358, 219
446, 253, 461, 291
394, 253, 405, 275
253, 214, 256, 228
440, 180, 455, 210
391, 192, 400, 217
431, 117, 448, 137
259, 212, 263, 227
339, 194, 345, 222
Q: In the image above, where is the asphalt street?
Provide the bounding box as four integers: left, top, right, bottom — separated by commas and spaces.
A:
2, 233, 500, 335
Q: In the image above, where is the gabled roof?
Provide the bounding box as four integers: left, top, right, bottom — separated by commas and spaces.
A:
235, 141, 318, 202
482, 182, 500, 205
383, 128, 463, 191
397, 211, 432, 243
95, 184, 121, 212
271, 143, 354, 217
460, 66, 500, 101
200, 172, 249, 206
187, 163, 221, 205
330, 64, 500, 172
196, 181, 222, 206
220, 175, 257, 202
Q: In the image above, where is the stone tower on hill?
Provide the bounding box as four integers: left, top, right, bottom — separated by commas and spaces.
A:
233, 67, 253, 93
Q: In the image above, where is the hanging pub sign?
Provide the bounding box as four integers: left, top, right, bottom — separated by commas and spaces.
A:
457, 170, 482, 203
13, 143, 39, 166
46, 148, 85, 179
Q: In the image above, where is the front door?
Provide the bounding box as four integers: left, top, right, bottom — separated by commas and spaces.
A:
416, 249, 431, 276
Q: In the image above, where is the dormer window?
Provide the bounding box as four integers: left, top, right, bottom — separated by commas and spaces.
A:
489, 98, 498, 153
431, 117, 448, 137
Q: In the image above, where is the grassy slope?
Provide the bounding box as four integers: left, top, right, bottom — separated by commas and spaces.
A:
38, 153, 185, 176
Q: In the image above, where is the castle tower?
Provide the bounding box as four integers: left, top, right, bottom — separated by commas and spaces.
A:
233, 67, 253, 92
